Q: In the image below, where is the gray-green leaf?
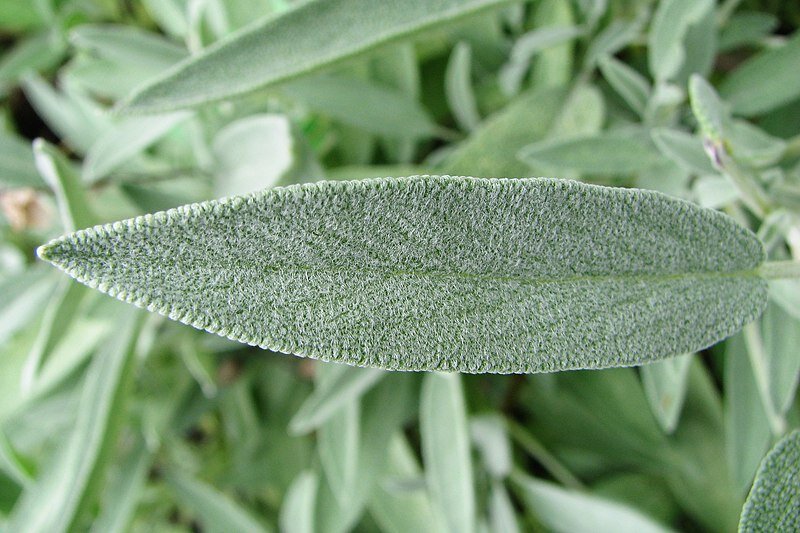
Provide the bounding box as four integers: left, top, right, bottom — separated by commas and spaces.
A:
38, 176, 767, 374
738, 429, 800, 532
119, 0, 518, 113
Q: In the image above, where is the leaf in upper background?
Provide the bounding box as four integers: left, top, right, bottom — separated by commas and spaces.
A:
725, 333, 772, 496
738, 430, 800, 532
651, 128, 716, 175
119, 0, 520, 113
285, 75, 438, 139
0, 132, 41, 189
598, 55, 651, 117
444, 86, 566, 176
499, 25, 583, 97
511, 472, 673, 533
83, 112, 191, 184
22, 74, 110, 155
70, 25, 187, 72
647, 0, 713, 82
33, 139, 95, 231
445, 42, 481, 132
165, 468, 270, 533
211, 114, 294, 197
519, 131, 665, 175
720, 32, 800, 117
583, 7, 647, 68
0, 32, 66, 97
6, 305, 141, 533
529, 0, 575, 89
726, 120, 786, 168
719, 12, 778, 52
641, 354, 692, 434
38, 176, 768, 373
420, 373, 475, 533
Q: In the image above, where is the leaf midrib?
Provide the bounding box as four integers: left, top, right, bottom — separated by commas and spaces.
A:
254, 263, 763, 285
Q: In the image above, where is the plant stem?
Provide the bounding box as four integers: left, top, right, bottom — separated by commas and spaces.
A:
505, 418, 584, 490
758, 260, 800, 280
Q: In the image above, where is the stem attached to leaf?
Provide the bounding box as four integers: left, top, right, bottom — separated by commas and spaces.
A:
758, 260, 800, 280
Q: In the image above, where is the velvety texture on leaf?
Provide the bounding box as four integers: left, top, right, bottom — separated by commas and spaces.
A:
38, 176, 767, 373
738, 429, 800, 532
119, 0, 518, 113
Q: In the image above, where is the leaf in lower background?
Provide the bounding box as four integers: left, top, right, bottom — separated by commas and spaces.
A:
38, 176, 768, 373
420, 373, 475, 533
368, 435, 447, 533
641, 354, 692, 434
725, 333, 771, 496
720, 31, 800, 117
738, 430, 800, 532
165, 468, 270, 533
289, 366, 384, 434
119, 0, 519, 113
760, 302, 800, 415
281, 470, 318, 533
6, 305, 141, 533
511, 472, 673, 533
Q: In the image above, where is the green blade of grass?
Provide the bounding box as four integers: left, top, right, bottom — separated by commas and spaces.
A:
118, 0, 521, 114
38, 176, 768, 373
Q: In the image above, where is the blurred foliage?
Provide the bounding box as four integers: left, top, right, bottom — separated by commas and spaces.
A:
0, 0, 799, 531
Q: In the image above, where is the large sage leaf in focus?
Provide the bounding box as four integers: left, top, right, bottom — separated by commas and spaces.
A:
38, 176, 767, 373
738, 430, 800, 532
118, 0, 518, 113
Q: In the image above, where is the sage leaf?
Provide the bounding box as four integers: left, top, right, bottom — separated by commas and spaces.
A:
38, 176, 768, 374
0, 131, 42, 189
648, 0, 713, 82
738, 429, 800, 532
720, 31, 800, 117
421, 373, 475, 533
119, 0, 519, 113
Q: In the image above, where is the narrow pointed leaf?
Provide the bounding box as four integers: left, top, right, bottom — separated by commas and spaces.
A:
38, 176, 767, 374
738, 430, 800, 532
720, 31, 800, 116
165, 468, 270, 533
119, 0, 519, 113
421, 373, 475, 533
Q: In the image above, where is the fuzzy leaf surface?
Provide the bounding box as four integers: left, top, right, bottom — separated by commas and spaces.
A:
739, 429, 800, 532
39, 176, 767, 373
